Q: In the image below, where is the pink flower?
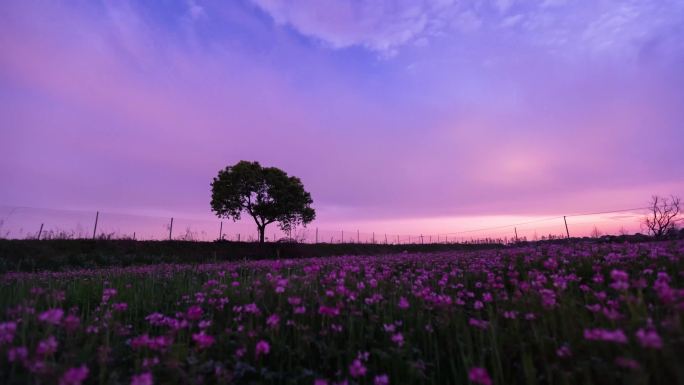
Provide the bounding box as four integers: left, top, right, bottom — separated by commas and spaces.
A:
635, 328, 663, 349
59, 365, 89, 385
192, 332, 215, 349
468, 367, 492, 385
349, 359, 367, 378
398, 297, 409, 309
288, 297, 302, 306
130, 372, 153, 385
374, 374, 389, 385
38, 308, 64, 325
113, 303, 128, 312
255, 340, 270, 357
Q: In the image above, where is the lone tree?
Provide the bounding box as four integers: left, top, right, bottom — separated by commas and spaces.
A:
643, 195, 681, 237
210, 161, 315, 243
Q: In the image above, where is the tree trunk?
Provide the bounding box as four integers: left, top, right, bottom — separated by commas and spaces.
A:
258, 225, 266, 243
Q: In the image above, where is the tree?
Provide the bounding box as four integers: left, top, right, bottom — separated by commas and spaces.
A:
643, 195, 681, 238
210, 161, 315, 243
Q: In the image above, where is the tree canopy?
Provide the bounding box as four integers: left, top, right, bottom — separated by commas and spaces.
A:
210, 161, 315, 242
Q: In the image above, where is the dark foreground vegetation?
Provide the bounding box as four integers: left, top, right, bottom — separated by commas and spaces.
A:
0, 239, 503, 272
1, 231, 683, 272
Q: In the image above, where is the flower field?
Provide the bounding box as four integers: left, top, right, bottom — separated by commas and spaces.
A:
1, 241, 683, 385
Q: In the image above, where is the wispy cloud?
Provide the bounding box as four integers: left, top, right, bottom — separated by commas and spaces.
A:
250, 0, 684, 59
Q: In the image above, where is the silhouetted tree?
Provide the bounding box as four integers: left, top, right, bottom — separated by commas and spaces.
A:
643, 195, 681, 237
210, 161, 315, 243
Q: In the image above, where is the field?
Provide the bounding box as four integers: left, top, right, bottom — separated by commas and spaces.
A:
1, 241, 683, 385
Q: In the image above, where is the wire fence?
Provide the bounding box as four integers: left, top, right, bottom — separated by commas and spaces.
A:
0, 204, 668, 245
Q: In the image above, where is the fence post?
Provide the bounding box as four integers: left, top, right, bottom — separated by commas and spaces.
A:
563, 216, 570, 238
384, 233, 387, 244
357, 229, 360, 243
315, 228, 318, 243
238, 233, 240, 242
133, 232, 136, 240
219, 221, 223, 241
92, 211, 99, 240
169, 217, 173, 240
37, 223, 44, 240
420, 234, 424, 244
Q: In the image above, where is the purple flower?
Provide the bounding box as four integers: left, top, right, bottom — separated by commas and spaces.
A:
63, 315, 81, 332
609, 270, 629, 291
391, 333, 405, 347
37, 335, 59, 355
635, 328, 663, 349
468, 367, 492, 385
39, 308, 64, 325
7, 346, 28, 363
186, 305, 202, 321
349, 359, 367, 378
583, 328, 627, 344
374, 374, 390, 385
398, 297, 409, 309
294, 306, 306, 314
614, 357, 641, 370
102, 288, 117, 302
130, 372, 153, 385
255, 340, 270, 357
0, 321, 17, 345
539, 289, 556, 309
59, 365, 89, 385
469, 318, 489, 330
192, 332, 215, 349
556, 345, 572, 358
318, 305, 340, 317
267, 314, 280, 328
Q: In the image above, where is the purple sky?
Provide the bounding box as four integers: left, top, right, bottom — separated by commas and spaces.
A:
1, 0, 683, 237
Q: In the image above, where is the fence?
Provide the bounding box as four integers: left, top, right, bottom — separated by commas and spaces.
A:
0, 204, 668, 244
